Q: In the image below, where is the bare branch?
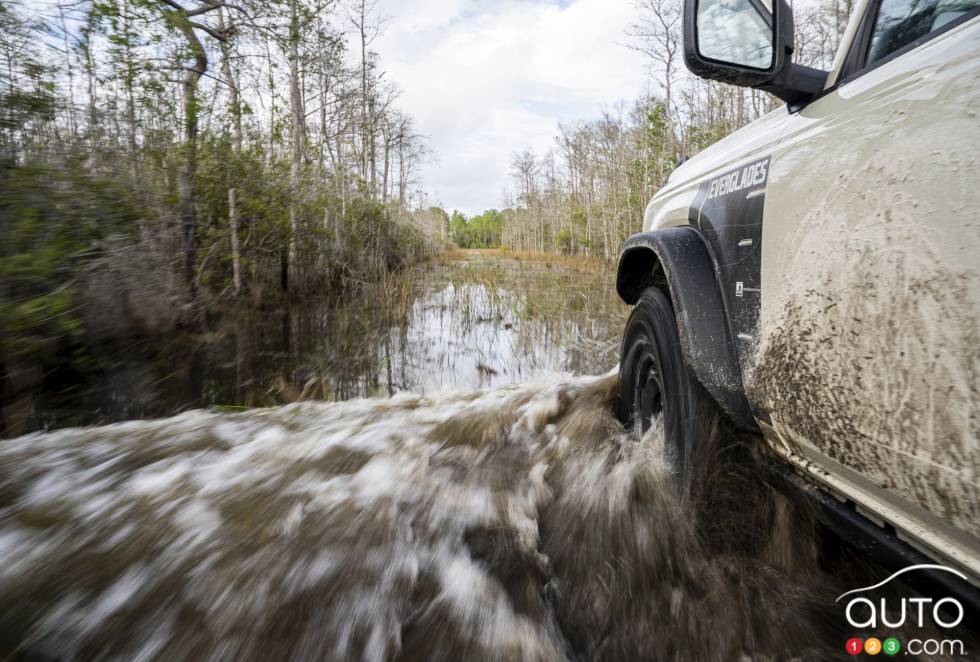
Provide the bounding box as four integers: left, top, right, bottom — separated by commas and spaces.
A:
158, 0, 188, 12
187, 20, 228, 41
186, 2, 226, 17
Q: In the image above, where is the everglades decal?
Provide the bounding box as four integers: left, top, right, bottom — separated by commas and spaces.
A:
706, 160, 769, 199
689, 156, 770, 371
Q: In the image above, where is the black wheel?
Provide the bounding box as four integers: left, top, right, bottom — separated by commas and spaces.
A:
617, 287, 716, 496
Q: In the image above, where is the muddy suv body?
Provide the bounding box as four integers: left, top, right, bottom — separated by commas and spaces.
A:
616, 0, 980, 593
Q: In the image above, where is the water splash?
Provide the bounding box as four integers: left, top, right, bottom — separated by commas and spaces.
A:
0, 373, 848, 660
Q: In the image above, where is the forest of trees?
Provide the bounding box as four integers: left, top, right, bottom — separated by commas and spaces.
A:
1, 0, 445, 390
494, 0, 851, 259
447, 210, 504, 249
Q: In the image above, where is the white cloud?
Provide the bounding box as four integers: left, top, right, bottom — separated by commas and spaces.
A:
375, 0, 650, 215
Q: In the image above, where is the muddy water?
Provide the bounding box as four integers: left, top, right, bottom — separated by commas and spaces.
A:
1, 372, 857, 661
21, 252, 628, 435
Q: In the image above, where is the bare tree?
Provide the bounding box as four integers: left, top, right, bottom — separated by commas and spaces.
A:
627, 0, 682, 147
157, 0, 232, 293
343, 0, 382, 192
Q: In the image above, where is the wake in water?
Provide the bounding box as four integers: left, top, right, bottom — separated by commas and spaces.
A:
1, 373, 854, 660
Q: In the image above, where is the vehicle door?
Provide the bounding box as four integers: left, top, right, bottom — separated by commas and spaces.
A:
752, 3, 980, 562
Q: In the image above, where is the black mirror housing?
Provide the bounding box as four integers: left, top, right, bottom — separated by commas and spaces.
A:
683, 0, 828, 106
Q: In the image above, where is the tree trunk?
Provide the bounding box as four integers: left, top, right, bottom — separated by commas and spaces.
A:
175, 17, 207, 296
229, 187, 242, 296
123, 0, 139, 183
83, 8, 99, 150
368, 96, 376, 197
218, 9, 241, 153
217, 10, 244, 296
57, 3, 78, 140
381, 121, 390, 205
359, 2, 369, 187
397, 136, 406, 208
287, 0, 306, 291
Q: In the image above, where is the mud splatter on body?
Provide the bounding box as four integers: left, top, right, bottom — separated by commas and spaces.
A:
752, 199, 980, 540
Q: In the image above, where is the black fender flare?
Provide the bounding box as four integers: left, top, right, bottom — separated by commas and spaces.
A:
616, 226, 757, 431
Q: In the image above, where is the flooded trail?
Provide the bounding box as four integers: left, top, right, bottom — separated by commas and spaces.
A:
9, 252, 628, 436
0, 372, 854, 661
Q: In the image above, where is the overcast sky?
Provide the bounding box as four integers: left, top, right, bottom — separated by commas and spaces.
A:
374, 0, 651, 216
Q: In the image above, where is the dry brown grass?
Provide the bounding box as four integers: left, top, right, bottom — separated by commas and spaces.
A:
457, 248, 611, 273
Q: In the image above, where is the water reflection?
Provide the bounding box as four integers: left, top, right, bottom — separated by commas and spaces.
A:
19, 253, 628, 434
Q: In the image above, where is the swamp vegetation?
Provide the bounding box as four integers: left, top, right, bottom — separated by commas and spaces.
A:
4, 251, 627, 435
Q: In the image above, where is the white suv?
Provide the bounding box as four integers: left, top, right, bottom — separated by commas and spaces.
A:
615, 0, 979, 608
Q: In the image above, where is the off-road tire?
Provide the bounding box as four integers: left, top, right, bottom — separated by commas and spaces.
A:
617, 286, 718, 497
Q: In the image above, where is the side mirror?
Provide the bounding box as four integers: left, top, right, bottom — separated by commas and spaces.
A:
683, 0, 828, 105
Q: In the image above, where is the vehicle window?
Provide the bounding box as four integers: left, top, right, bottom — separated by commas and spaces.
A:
867, 0, 980, 64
